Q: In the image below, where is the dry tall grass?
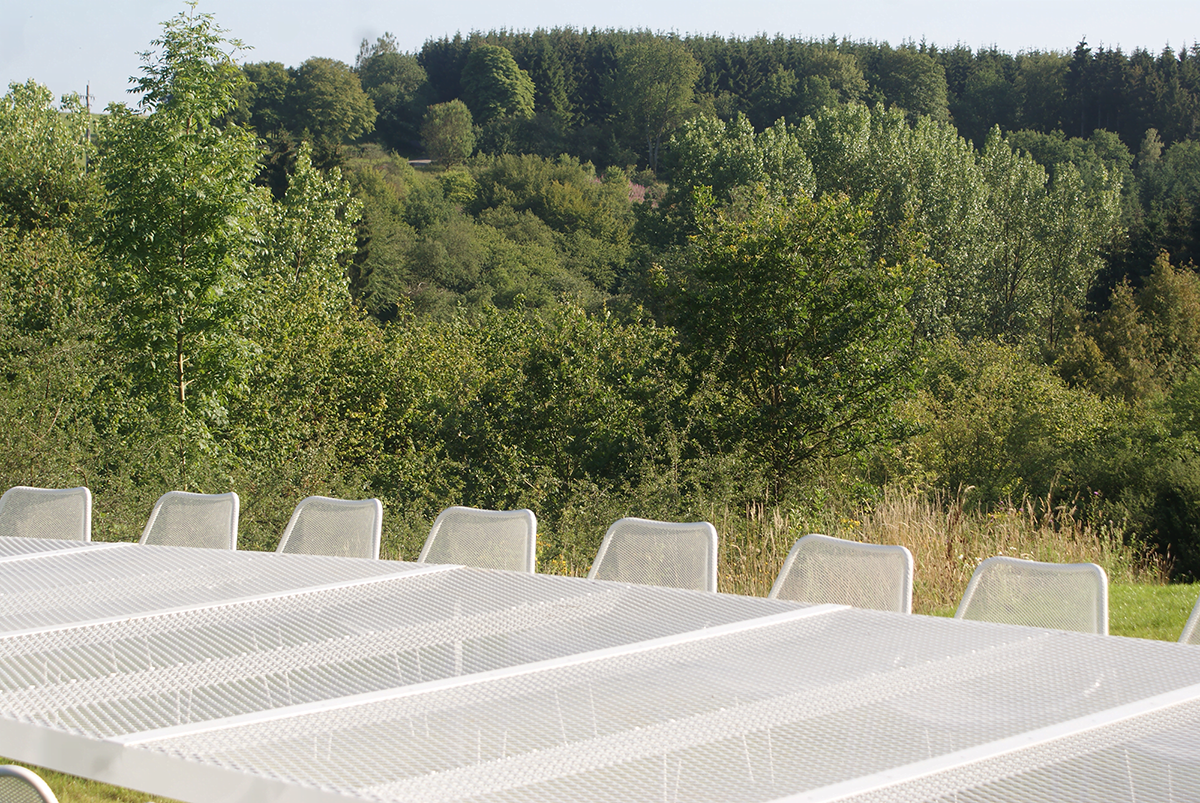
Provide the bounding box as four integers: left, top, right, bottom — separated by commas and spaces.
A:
717, 488, 1167, 614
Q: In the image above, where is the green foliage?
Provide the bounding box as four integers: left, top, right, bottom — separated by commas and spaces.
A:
11, 13, 1200, 583
898, 337, 1118, 502
792, 106, 1122, 347
421, 100, 475, 165
605, 38, 701, 172
287, 57, 376, 152
468, 153, 635, 291
0, 81, 98, 233
439, 304, 687, 528
1076, 380, 1200, 580
254, 141, 360, 313
746, 49, 867, 128
460, 44, 536, 125
98, 7, 266, 486
677, 190, 926, 485
0, 228, 100, 488
1057, 252, 1200, 401
356, 37, 431, 153
665, 114, 814, 205
238, 61, 292, 133
344, 151, 620, 318
865, 45, 950, 122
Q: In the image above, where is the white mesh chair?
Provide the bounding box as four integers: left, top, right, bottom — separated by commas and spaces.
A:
0, 765, 59, 803
955, 556, 1108, 634
1180, 593, 1200, 644
0, 486, 91, 542
139, 491, 239, 550
769, 533, 914, 613
276, 496, 382, 559
419, 506, 537, 572
587, 517, 718, 592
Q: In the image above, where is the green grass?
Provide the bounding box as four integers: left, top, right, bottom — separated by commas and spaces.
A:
1109, 582, 1198, 641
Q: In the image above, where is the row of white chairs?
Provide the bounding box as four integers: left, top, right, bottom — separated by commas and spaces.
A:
0, 486, 383, 558
0, 485, 709, 585
0, 485, 1129, 638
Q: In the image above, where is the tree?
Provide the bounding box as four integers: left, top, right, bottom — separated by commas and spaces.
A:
357, 35, 432, 153
238, 61, 292, 134
666, 114, 814, 206
256, 141, 360, 302
0, 80, 97, 233
460, 44, 535, 125
421, 100, 475, 165
98, 4, 264, 484
287, 57, 376, 154
867, 45, 950, 122
678, 190, 927, 485
606, 38, 701, 173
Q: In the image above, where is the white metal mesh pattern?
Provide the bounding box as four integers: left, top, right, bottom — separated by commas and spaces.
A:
0, 545, 415, 635
0, 766, 57, 803
3, 544, 1200, 803
0, 566, 799, 740
769, 534, 913, 613
789, 690, 1200, 803
955, 557, 1108, 634
277, 497, 382, 559
919, 703, 1200, 803
0, 487, 90, 542
134, 611, 1200, 803
139, 491, 239, 549
587, 518, 718, 592
420, 507, 537, 572
0, 537, 95, 560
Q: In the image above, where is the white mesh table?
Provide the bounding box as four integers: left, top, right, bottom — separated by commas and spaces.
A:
0, 539, 1198, 802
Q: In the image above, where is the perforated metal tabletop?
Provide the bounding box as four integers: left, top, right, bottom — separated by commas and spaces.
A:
0, 537, 1197, 802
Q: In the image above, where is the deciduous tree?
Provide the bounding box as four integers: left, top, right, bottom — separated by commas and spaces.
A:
0, 81, 97, 233
678, 190, 928, 486
606, 38, 701, 173
421, 100, 475, 165
98, 4, 264, 484
287, 57, 376, 155
460, 44, 535, 125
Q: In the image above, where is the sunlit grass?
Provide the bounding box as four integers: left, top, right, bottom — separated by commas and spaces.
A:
1110, 583, 1198, 641
715, 487, 1168, 614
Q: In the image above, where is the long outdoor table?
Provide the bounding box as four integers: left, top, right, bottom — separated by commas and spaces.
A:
0, 536, 1197, 802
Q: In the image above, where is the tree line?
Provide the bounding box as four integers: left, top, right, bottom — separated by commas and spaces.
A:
5, 9, 1200, 577
235, 28, 1200, 290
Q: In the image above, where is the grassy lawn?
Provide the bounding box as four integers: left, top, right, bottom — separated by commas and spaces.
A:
1109, 582, 1198, 641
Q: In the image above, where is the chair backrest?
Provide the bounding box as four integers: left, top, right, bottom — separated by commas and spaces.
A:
955, 556, 1108, 634
769, 533, 914, 613
0, 765, 60, 803
0, 486, 91, 542
419, 506, 537, 572
139, 491, 239, 549
276, 496, 382, 559
587, 517, 718, 593
1180, 593, 1200, 644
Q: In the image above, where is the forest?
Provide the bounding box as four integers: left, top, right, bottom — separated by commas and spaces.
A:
4, 6, 1200, 599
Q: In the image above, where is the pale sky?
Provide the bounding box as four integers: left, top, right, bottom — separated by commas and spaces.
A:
3, 0, 1198, 110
